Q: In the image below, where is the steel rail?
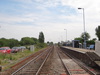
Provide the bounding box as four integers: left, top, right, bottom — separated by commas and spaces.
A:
57, 47, 72, 75
35, 46, 53, 75
11, 47, 52, 75
61, 48, 97, 75
11, 48, 46, 68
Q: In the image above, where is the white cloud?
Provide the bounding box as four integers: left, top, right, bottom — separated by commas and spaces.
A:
0, 0, 100, 43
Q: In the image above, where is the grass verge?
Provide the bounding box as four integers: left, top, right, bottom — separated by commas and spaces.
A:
0, 48, 45, 71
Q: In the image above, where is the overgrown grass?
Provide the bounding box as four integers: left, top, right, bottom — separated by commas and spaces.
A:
0, 50, 36, 71
0, 50, 33, 65
0, 44, 48, 71
2, 49, 47, 70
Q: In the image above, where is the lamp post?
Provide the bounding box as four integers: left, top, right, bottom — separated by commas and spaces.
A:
78, 8, 86, 49
64, 29, 67, 43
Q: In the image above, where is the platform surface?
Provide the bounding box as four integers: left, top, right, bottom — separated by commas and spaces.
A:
62, 46, 95, 53
95, 61, 100, 66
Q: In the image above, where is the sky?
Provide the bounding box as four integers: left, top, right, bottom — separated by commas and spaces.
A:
0, 0, 100, 43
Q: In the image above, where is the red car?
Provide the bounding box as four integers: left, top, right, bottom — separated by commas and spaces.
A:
0, 47, 11, 53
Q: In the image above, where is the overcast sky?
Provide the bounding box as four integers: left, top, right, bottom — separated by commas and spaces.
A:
0, 0, 100, 43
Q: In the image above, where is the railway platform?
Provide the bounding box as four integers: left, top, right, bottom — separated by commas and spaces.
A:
61, 46, 100, 69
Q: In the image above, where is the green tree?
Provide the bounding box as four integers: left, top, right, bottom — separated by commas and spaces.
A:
8, 38, 19, 48
0, 38, 9, 47
31, 37, 38, 44
92, 38, 97, 41
81, 32, 90, 40
95, 26, 100, 40
47, 41, 50, 45
74, 37, 83, 43
50, 42, 53, 45
20, 37, 34, 45
0, 38, 19, 47
87, 40, 95, 46
39, 32, 45, 43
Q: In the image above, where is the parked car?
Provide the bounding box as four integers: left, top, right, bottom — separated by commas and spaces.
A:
0, 47, 11, 53
87, 45, 95, 50
19, 46, 26, 50
19, 46, 26, 52
11, 47, 21, 53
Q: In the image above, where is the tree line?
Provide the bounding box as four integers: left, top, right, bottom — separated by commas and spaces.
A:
74, 26, 100, 46
95, 26, 100, 41
0, 31, 46, 48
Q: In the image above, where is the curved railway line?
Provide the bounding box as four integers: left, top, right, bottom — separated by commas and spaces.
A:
1, 45, 99, 75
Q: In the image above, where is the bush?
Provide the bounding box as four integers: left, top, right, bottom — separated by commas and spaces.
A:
36, 43, 47, 49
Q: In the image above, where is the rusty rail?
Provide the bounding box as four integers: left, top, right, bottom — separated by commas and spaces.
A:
35, 46, 53, 75
61, 47, 97, 75
11, 46, 53, 75
57, 47, 71, 75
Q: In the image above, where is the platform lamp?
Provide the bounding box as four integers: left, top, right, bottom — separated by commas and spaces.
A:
78, 8, 86, 49
64, 29, 67, 45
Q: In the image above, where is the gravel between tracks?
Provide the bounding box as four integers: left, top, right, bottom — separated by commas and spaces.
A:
4, 46, 98, 75
39, 46, 66, 75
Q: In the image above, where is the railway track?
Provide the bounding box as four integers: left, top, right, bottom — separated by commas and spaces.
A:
11, 46, 53, 75
36, 46, 97, 75
0, 47, 52, 75
58, 47, 97, 75
11, 46, 68, 75
38, 45, 66, 75
2, 45, 99, 75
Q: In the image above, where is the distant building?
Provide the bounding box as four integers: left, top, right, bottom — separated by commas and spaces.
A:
30, 45, 35, 51
62, 41, 72, 47
72, 40, 80, 48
